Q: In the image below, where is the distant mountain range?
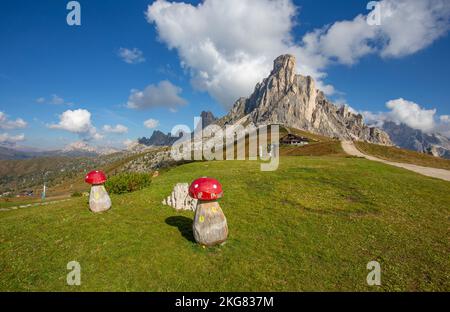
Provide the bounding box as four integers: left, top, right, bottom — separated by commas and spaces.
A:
138, 130, 181, 147
138, 111, 219, 147
0, 141, 120, 160
380, 121, 450, 159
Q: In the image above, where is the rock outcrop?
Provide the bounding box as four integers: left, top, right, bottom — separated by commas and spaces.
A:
162, 183, 197, 211
220, 54, 392, 145
200, 111, 218, 129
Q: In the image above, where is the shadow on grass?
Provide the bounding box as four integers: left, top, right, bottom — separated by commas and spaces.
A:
165, 216, 195, 243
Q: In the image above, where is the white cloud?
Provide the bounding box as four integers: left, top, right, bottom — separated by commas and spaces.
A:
147, 0, 303, 107
143, 118, 159, 129
0, 133, 25, 145
147, 0, 450, 108
0, 111, 27, 130
127, 80, 187, 110
50, 94, 65, 105
361, 110, 387, 128
118, 47, 145, 64
36, 94, 72, 105
436, 115, 450, 137
49, 109, 102, 140
385, 98, 436, 132
103, 124, 128, 134
302, 0, 450, 65
362, 98, 450, 137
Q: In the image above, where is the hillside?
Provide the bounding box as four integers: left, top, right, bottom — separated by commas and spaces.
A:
355, 141, 450, 170
0, 152, 131, 195
0, 155, 448, 291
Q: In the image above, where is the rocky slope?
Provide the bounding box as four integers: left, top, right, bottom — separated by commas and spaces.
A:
219, 54, 392, 145
381, 121, 450, 159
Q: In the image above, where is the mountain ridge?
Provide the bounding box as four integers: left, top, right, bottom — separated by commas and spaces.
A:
381, 121, 450, 159
218, 54, 392, 145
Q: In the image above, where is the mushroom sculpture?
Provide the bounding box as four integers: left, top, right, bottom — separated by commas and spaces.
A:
84, 170, 111, 213
189, 177, 228, 246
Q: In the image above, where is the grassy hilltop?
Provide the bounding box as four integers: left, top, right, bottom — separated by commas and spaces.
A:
0, 155, 449, 291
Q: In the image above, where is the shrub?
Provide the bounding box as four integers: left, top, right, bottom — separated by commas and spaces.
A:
71, 191, 82, 197
105, 172, 152, 194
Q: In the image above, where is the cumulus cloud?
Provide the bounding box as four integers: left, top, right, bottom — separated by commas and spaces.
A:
49, 109, 102, 140
436, 115, 450, 137
118, 47, 145, 64
103, 124, 128, 134
143, 118, 159, 129
360, 110, 387, 128
127, 80, 187, 110
303, 0, 450, 65
0, 133, 25, 145
362, 98, 450, 137
385, 98, 436, 132
147, 0, 302, 107
147, 0, 450, 108
0, 111, 27, 130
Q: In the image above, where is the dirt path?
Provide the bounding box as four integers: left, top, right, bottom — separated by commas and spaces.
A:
341, 141, 450, 182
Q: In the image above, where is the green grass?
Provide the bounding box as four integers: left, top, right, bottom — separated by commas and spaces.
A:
0, 198, 42, 209
280, 141, 346, 157
0, 156, 449, 291
355, 141, 450, 170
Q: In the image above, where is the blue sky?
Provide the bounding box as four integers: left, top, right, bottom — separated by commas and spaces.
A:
1, 0, 449, 149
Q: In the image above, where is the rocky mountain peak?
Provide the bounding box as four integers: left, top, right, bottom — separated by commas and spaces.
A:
271, 54, 296, 84
200, 111, 218, 129
220, 54, 392, 145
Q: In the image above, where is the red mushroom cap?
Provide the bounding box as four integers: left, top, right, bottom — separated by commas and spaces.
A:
189, 177, 223, 201
85, 170, 107, 185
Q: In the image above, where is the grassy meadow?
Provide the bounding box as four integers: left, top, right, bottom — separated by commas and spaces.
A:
0, 155, 449, 291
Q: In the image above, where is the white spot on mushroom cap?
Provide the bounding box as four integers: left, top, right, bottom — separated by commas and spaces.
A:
213, 184, 217, 189
194, 184, 198, 188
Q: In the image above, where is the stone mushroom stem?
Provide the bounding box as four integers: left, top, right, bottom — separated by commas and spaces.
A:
89, 184, 111, 213
193, 200, 228, 247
